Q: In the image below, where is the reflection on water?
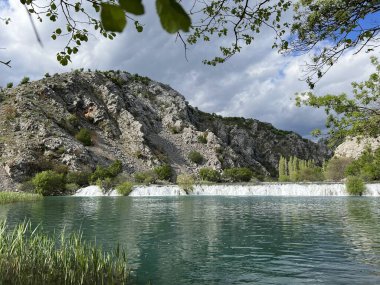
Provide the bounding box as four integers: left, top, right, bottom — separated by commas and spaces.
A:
2, 197, 380, 284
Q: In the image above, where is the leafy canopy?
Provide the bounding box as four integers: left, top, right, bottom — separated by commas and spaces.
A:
1, 1, 378, 85
296, 57, 380, 145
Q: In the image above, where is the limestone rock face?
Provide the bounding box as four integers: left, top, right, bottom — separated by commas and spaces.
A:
334, 137, 380, 159
0, 71, 331, 189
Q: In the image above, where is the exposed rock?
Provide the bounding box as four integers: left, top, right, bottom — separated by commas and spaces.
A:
334, 137, 380, 159
0, 71, 331, 190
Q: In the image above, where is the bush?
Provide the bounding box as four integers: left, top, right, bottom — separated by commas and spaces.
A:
108, 160, 123, 177
176, 174, 195, 194
6, 82, 13, 88
96, 177, 113, 193
197, 134, 207, 144
90, 166, 109, 183
75, 128, 92, 146
32, 170, 65, 196
199, 168, 221, 182
66, 171, 90, 186
223, 168, 253, 182
324, 157, 353, 181
65, 183, 80, 193
346, 176, 366, 196
44, 73, 51, 78
134, 171, 157, 184
188, 151, 203, 164
20, 77, 30, 85
116, 181, 134, 196
154, 164, 172, 181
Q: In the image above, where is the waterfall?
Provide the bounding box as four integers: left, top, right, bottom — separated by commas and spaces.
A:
129, 185, 187, 197
192, 183, 380, 196
73, 186, 120, 197
73, 183, 380, 197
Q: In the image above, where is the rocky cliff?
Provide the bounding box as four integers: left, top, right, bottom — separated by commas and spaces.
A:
0, 71, 331, 189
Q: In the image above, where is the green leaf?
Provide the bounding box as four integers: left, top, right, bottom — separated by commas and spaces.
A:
156, 0, 191, 33
120, 0, 144, 16
100, 4, 127, 32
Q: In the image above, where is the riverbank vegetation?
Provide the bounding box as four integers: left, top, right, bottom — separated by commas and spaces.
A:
0, 192, 42, 204
17, 144, 379, 197
277, 147, 380, 195
0, 221, 130, 284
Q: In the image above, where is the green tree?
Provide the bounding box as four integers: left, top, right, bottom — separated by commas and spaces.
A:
345, 147, 380, 181
297, 57, 380, 145
324, 157, 353, 181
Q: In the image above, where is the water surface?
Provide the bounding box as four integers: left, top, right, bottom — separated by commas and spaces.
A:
2, 196, 380, 284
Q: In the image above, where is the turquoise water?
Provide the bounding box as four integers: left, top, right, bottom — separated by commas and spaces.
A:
1, 197, 380, 284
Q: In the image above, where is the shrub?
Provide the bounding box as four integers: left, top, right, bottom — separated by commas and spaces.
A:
197, 134, 207, 144
116, 181, 134, 196
169, 125, 182, 134
324, 157, 353, 181
6, 82, 13, 88
199, 168, 221, 182
154, 164, 172, 181
20, 77, 30, 85
96, 177, 113, 193
108, 160, 123, 177
66, 171, 90, 186
44, 73, 51, 78
223, 167, 253, 182
65, 183, 80, 193
90, 166, 109, 183
134, 171, 157, 184
32, 170, 65, 196
75, 128, 92, 146
346, 176, 366, 196
176, 174, 195, 194
188, 151, 203, 164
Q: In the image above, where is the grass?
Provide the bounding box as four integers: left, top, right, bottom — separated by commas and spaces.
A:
0, 192, 42, 204
0, 221, 130, 285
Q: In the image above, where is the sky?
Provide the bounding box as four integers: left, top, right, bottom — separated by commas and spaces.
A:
0, 1, 379, 138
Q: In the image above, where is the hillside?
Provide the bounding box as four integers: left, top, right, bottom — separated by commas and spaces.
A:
0, 71, 331, 189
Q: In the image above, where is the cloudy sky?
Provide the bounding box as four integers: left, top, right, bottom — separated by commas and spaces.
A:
0, 1, 378, 138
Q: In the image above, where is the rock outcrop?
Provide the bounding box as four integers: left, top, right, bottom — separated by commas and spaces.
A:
0, 71, 331, 189
334, 137, 380, 159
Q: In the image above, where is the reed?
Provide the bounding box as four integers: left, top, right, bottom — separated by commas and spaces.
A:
0, 192, 42, 204
0, 221, 130, 284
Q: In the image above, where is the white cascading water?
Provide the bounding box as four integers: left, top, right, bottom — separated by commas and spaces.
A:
74, 183, 380, 197
129, 185, 187, 196
73, 186, 120, 197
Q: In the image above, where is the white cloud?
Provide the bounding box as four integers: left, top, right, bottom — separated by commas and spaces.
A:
0, 2, 378, 137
